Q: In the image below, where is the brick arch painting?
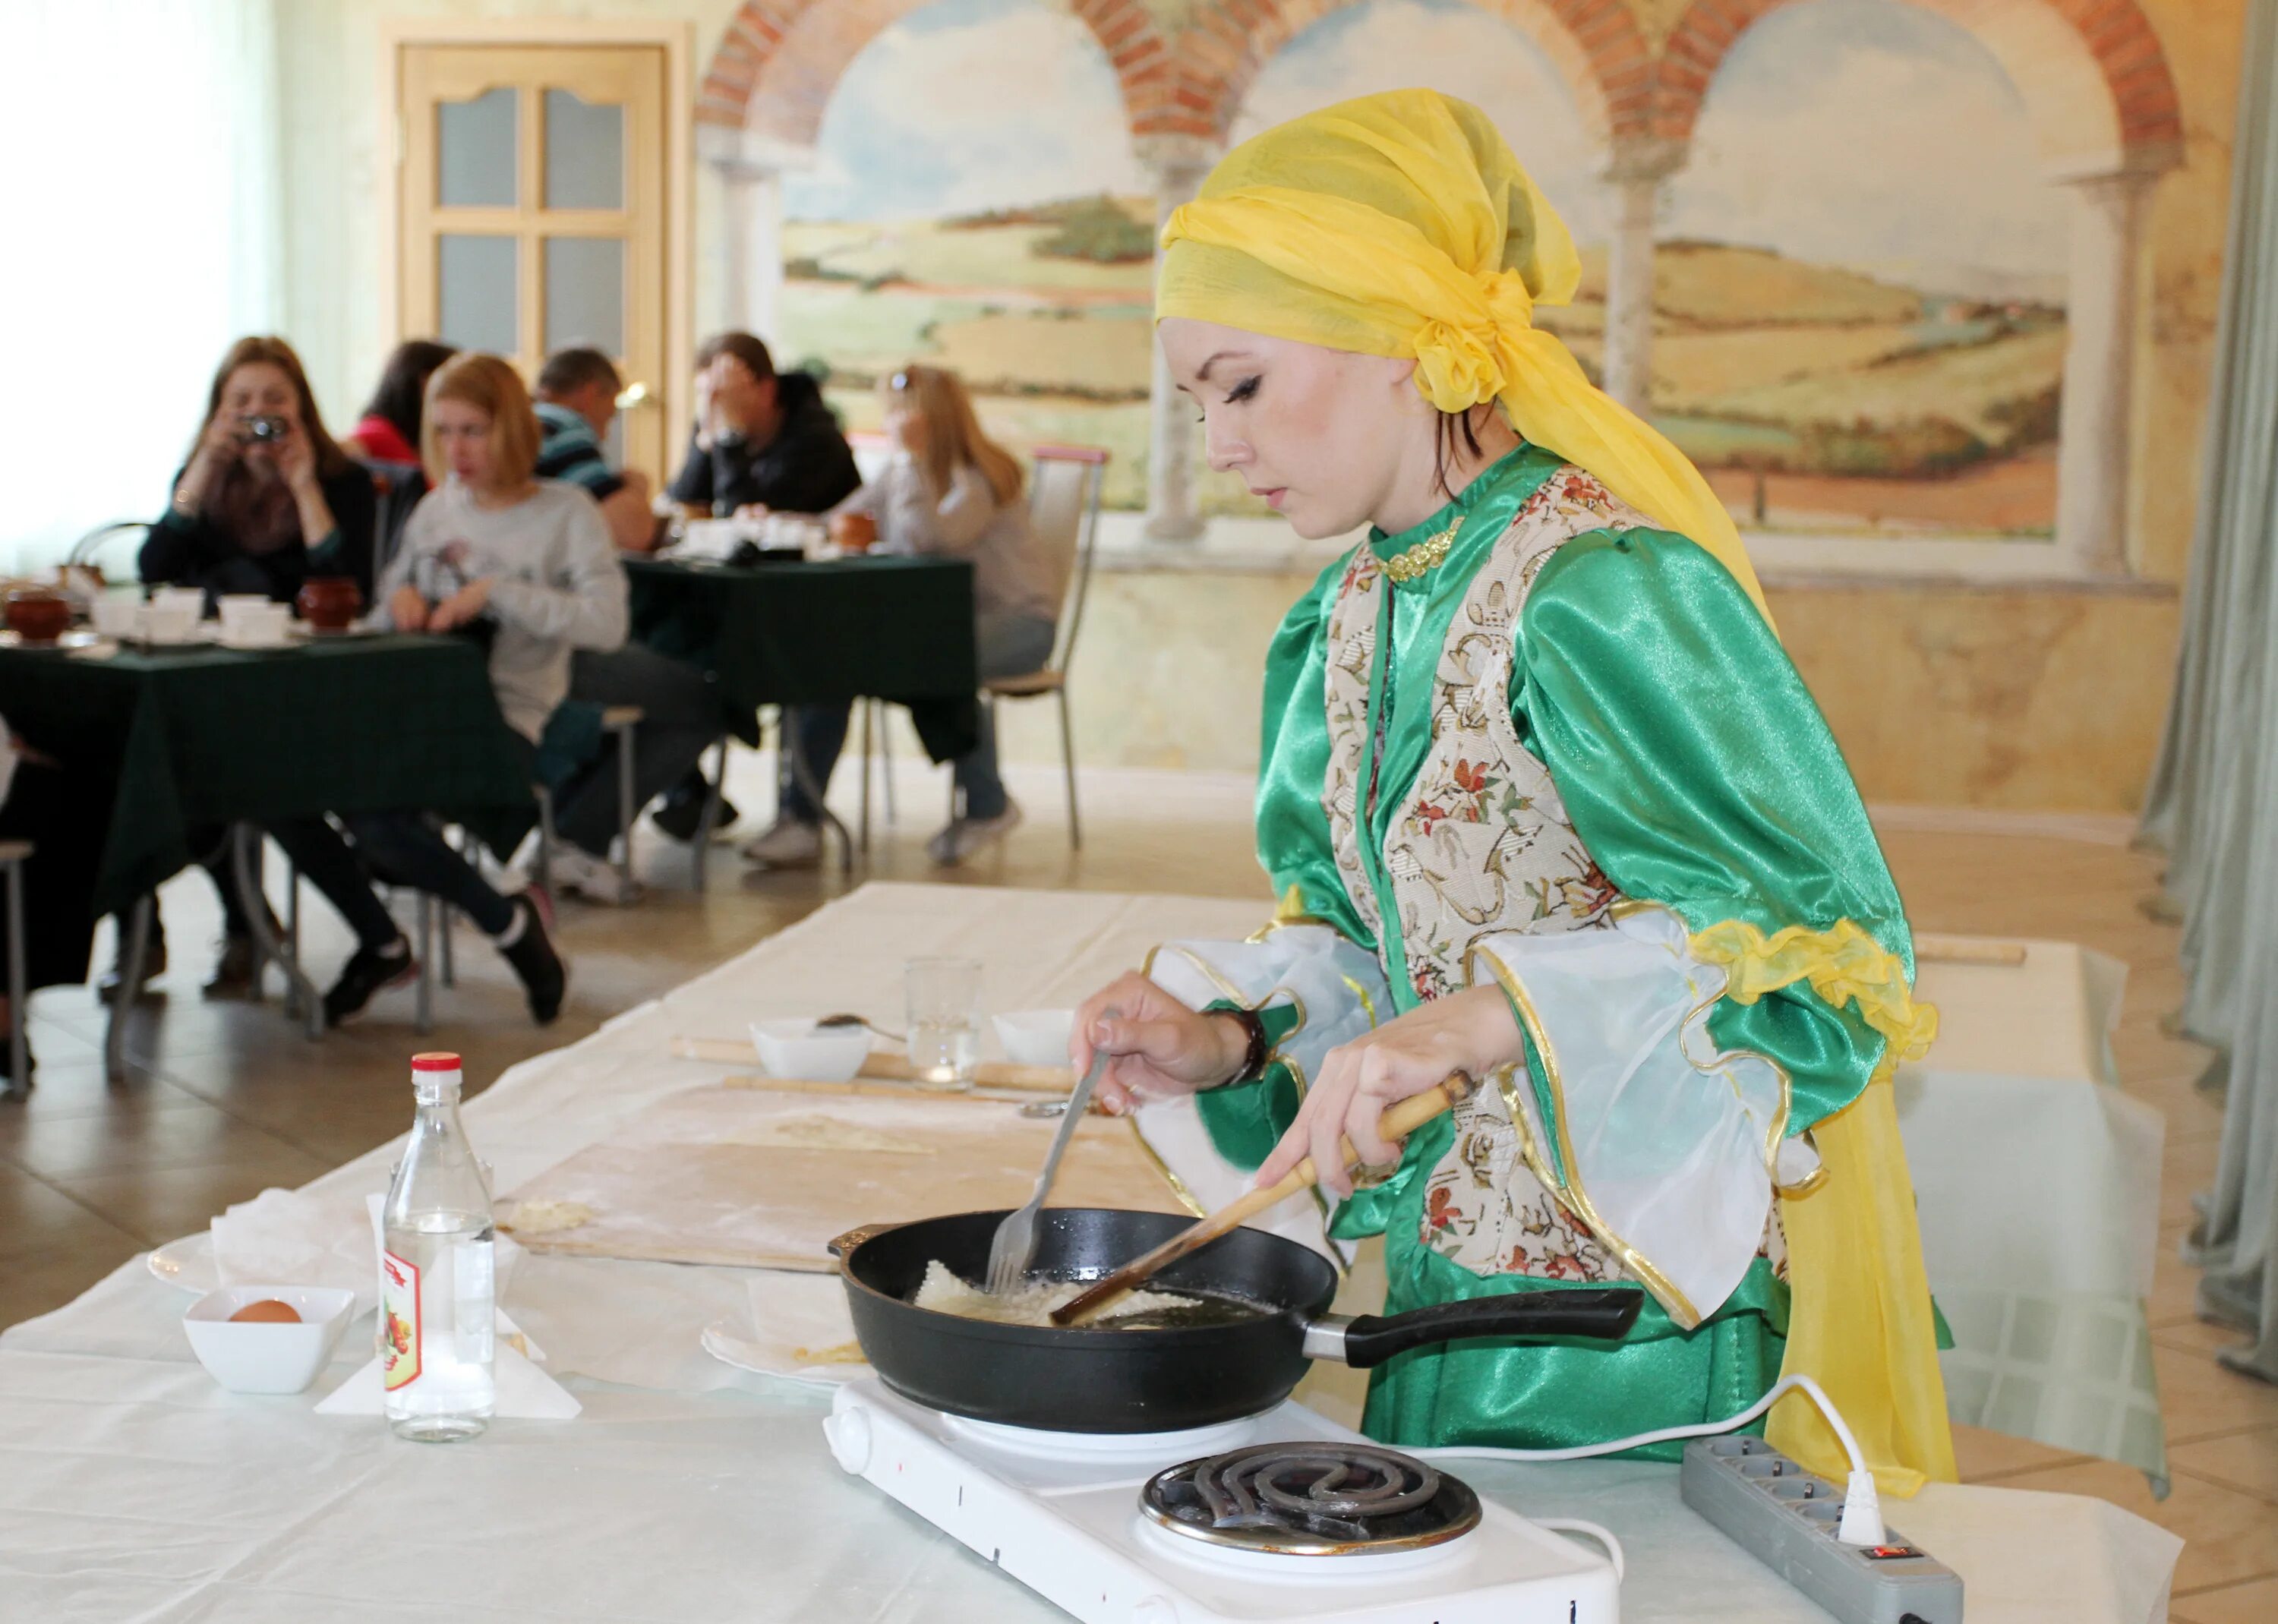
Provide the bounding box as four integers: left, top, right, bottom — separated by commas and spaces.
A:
1635, 0, 2181, 569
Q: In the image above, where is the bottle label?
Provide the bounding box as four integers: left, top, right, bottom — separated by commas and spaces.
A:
381, 1249, 421, 1391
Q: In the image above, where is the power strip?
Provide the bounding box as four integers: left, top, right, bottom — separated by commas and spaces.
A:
1680, 1437, 1963, 1624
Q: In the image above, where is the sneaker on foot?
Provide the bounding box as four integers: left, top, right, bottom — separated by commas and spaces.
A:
739, 816, 822, 869
547, 842, 643, 907
652, 779, 738, 843
323, 937, 418, 1027
927, 800, 1024, 868
203, 933, 260, 998
496, 894, 568, 1026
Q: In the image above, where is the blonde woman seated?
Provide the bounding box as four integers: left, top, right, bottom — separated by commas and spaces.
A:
740, 364, 1065, 869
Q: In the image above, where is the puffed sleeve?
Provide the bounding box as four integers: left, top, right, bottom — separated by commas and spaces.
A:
1515, 528, 1917, 1132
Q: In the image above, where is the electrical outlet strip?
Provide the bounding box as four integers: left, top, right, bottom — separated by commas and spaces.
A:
1680, 1437, 1963, 1624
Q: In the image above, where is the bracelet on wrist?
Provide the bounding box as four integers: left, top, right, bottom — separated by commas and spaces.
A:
1211, 1008, 1271, 1089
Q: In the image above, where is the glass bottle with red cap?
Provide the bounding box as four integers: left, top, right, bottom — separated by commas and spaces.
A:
380, 1052, 496, 1440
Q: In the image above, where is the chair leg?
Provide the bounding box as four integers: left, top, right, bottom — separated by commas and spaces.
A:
535, 787, 556, 892
5, 856, 27, 1099
614, 723, 637, 892
1057, 686, 1081, 850
879, 700, 898, 826
694, 735, 728, 891
415, 893, 434, 1034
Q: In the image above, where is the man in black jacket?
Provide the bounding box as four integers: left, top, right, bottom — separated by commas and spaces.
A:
666, 332, 860, 516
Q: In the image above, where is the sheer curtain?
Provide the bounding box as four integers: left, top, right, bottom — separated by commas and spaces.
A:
2139, 0, 2278, 1384
0, 0, 280, 575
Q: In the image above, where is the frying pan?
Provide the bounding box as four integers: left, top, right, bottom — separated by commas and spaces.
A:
830, 1207, 1643, 1433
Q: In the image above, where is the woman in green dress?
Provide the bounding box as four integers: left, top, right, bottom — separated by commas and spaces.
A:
1070, 89, 1954, 1495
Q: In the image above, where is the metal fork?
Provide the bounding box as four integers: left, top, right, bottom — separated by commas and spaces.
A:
985, 1010, 1116, 1294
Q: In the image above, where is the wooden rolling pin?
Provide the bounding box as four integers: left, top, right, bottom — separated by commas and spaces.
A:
1049, 1070, 1476, 1326
670, 1035, 1074, 1094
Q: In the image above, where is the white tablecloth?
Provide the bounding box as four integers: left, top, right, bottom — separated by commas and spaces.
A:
0, 884, 2181, 1622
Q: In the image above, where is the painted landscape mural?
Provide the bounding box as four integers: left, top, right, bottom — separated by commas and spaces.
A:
775, 0, 2071, 541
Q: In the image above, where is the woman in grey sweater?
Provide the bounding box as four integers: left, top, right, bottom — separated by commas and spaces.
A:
741, 364, 1062, 869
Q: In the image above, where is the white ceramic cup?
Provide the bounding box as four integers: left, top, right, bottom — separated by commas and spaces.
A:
150, 586, 206, 618
143, 603, 200, 644
89, 594, 141, 640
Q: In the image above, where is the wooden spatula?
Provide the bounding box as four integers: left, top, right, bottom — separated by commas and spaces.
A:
1048, 1071, 1475, 1326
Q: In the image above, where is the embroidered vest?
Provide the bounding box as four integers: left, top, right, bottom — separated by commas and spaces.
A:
1320, 467, 1783, 1285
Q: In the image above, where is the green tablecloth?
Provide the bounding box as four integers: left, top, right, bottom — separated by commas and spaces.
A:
0, 635, 535, 919
626, 556, 980, 760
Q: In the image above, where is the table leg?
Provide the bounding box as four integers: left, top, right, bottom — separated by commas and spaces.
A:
233, 825, 321, 1041
103, 897, 153, 1082
781, 706, 854, 875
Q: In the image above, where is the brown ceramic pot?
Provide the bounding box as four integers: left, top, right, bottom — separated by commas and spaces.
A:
831, 510, 879, 553
4, 587, 71, 643
295, 576, 362, 631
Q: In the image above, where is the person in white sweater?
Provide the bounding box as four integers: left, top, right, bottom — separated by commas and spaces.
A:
740, 364, 1063, 869
291, 355, 620, 1025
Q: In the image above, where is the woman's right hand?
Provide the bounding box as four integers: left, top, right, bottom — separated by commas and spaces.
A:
390, 583, 431, 632
1071, 972, 1250, 1116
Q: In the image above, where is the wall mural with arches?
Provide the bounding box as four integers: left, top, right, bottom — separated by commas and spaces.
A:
698, 0, 2183, 567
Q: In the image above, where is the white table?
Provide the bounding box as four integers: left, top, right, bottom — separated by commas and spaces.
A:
0, 885, 2182, 1622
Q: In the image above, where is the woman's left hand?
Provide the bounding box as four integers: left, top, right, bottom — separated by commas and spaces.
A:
428, 576, 494, 631
1253, 985, 1522, 1198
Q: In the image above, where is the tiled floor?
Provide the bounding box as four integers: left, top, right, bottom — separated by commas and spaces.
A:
2, 754, 2271, 1614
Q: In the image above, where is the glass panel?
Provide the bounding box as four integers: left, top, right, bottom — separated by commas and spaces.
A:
544, 235, 624, 355
544, 89, 623, 210
438, 235, 519, 355
438, 87, 517, 208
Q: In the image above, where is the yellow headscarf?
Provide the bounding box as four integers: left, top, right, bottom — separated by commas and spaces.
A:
1164, 90, 1956, 1495
1157, 88, 1769, 619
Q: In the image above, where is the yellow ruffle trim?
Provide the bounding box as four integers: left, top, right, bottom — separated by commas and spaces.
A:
1690, 918, 1939, 1083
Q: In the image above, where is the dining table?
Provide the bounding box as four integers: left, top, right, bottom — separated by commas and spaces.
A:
0, 882, 2184, 1623
625, 554, 980, 872
0, 630, 535, 1069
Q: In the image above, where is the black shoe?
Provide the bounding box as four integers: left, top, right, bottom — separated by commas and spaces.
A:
497, 894, 567, 1026
204, 933, 260, 999
323, 937, 418, 1027
98, 936, 169, 1002
652, 777, 737, 843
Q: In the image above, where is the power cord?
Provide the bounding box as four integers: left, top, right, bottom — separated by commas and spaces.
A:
1411, 1373, 1887, 1547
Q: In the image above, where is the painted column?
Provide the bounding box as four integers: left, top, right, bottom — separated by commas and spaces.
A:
1137, 135, 1220, 544
1599, 140, 1684, 414
698, 127, 813, 345
2054, 163, 2164, 575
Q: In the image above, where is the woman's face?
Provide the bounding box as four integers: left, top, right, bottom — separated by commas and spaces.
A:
430, 398, 497, 490
220, 362, 302, 454
1158, 318, 1425, 539
884, 399, 926, 453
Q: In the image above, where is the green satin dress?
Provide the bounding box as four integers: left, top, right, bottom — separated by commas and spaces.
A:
1194, 443, 1911, 1456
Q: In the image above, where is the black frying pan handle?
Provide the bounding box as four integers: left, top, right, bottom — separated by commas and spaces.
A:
1334, 1288, 1645, 1369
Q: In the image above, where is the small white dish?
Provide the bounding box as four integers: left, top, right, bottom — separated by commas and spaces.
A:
149, 1231, 219, 1293
992, 1009, 1076, 1069
183, 1284, 357, 1394
89, 596, 141, 639
749, 1018, 871, 1083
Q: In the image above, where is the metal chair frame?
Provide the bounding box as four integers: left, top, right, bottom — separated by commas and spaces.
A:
2, 840, 28, 1098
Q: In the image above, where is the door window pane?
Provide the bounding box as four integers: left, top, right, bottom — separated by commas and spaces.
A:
544, 90, 623, 210
544, 236, 624, 356
439, 235, 519, 354
438, 87, 517, 208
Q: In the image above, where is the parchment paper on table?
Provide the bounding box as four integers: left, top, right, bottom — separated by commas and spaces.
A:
502, 1200, 597, 1235
720, 1115, 937, 1156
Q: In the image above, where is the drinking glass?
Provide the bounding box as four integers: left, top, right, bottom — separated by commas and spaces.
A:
905, 957, 981, 1091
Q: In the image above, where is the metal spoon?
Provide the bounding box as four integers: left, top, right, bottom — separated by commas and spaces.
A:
985, 1008, 1116, 1295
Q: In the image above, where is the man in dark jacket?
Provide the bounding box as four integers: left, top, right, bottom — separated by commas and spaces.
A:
667, 332, 860, 515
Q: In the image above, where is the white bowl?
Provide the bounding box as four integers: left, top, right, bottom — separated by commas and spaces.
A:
183, 1285, 357, 1394
749, 1018, 872, 1083
992, 1009, 1075, 1069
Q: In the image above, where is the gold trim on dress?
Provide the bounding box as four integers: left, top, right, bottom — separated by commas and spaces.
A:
1124, 1117, 1209, 1219
1381, 518, 1464, 583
